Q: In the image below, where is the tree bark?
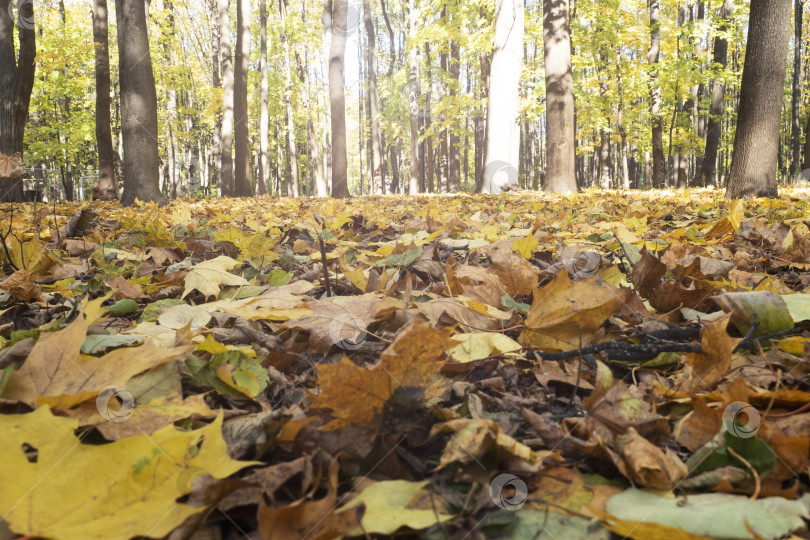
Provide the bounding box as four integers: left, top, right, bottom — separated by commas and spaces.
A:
329, 0, 350, 198
91, 0, 117, 200
407, 0, 420, 194
448, 35, 461, 192
280, 0, 300, 197
726, 0, 792, 198
116, 0, 163, 205
257, 0, 269, 195
648, 0, 666, 188
0, 0, 35, 202
218, 0, 234, 196
792, 0, 803, 176
363, 0, 386, 194
233, 0, 251, 196
424, 42, 434, 193
483, 0, 523, 194
541, 0, 575, 193
697, 0, 733, 187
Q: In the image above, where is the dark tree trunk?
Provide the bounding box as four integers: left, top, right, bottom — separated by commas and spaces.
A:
116, 0, 163, 205
424, 43, 434, 193
542, 0, 576, 193
257, 0, 268, 195
329, 0, 350, 198
697, 0, 733, 187
0, 0, 35, 202
726, 0, 791, 198
92, 0, 117, 200
233, 0, 251, 196
407, 0, 420, 194
363, 0, 386, 194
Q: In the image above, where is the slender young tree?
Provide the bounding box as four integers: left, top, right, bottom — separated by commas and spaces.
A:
0, 0, 35, 202
233, 0, 251, 196
482, 0, 523, 194
541, 0, 576, 193
791, 0, 803, 176
91, 0, 117, 200
117, 0, 163, 204
697, 0, 733, 187
407, 0, 420, 194
329, 0, 350, 198
218, 0, 234, 196
363, 0, 386, 194
257, 0, 269, 195
648, 0, 666, 188
726, 0, 792, 198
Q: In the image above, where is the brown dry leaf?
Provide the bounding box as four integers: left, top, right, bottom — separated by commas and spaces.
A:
311, 320, 454, 425
257, 459, 361, 540
491, 246, 540, 297
63, 238, 98, 257
615, 427, 688, 490
520, 269, 628, 351
681, 314, 740, 392
454, 265, 506, 307
675, 397, 722, 453
282, 294, 403, 355
412, 296, 509, 332
107, 275, 143, 300
0, 269, 41, 302
4, 315, 193, 408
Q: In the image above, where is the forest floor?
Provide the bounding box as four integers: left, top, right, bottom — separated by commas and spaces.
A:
2, 188, 810, 539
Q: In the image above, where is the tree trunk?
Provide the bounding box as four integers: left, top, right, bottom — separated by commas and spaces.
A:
296, 43, 326, 196
257, 0, 269, 195
424, 43, 434, 193
726, 0, 791, 198
209, 0, 221, 193
329, 0, 350, 198
116, 0, 162, 205
363, 0, 386, 194
648, 0, 666, 188
233, 0, 251, 196
792, 0, 803, 176
164, 0, 179, 199
541, 0, 575, 193
483, 0, 523, 193
599, 129, 611, 189
407, 0, 420, 194
280, 0, 300, 197
0, 0, 35, 202
448, 37, 461, 192
91, 0, 117, 200
218, 0, 234, 196
697, 0, 733, 187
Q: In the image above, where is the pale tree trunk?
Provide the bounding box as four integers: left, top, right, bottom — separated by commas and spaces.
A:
726, 0, 791, 198
209, 0, 221, 192
615, 51, 630, 189
363, 0, 386, 194
330, 0, 350, 198
322, 0, 332, 193
424, 43, 434, 193
448, 36, 461, 192
439, 39, 448, 193
407, 0, 420, 194
233, 0, 251, 196
298, 0, 325, 196
697, 0, 733, 187
117, 0, 163, 204
91, 0, 117, 200
649, 0, 666, 188
475, 28, 490, 192
483, 0, 523, 194
164, 0, 179, 198
280, 0, 300, 196
257, 0, 269, 195
541, 0, 575, 193
218, 0, 234, 196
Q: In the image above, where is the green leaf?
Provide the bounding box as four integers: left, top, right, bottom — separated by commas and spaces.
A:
105, 299, 139, 316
